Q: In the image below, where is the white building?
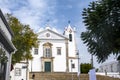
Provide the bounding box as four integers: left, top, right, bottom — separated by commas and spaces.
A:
97, 61, 120, 78
10, 24, 79, 80
98, 61, 120, 73
10, 62, 27, 80
29, 24, 78, 72
0, 9, 16, 80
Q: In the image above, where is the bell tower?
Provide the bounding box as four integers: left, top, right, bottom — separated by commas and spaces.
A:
64, 21, 78, 72
64, 21, 77, 57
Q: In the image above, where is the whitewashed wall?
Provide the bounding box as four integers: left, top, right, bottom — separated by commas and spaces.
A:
98, 61, 120, 72
52, 41, 66, 72
10, 63, 27, 80
28, 27, 78, 72
69, 59, 78, 72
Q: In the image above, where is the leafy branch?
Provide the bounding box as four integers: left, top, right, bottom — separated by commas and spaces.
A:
0, 48, 8, 63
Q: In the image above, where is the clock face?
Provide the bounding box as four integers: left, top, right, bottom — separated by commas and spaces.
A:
69, 29, 72, 33
46, 33, 50, 37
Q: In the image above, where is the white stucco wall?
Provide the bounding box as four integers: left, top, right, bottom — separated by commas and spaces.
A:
28, 27, 78, 72
68, 32, 76, 57
64, 25, 78, 72
29, 40, 67, 72
10, 63, 27, 80
98, 61, 120, 72
52, 41, 66, 72
30, 58, 41, 72
69, 59, 78, 72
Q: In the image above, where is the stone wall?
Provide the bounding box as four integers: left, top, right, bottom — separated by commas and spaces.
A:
29, 72, 120, 80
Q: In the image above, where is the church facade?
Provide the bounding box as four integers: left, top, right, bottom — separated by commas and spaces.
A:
29, 24, 78, 72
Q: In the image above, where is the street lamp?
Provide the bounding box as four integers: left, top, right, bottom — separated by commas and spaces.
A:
76, 50, 80, 80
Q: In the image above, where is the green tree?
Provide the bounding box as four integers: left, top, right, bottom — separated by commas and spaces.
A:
81, 0, 120, 63
0, 48, 8, 63
6, 14, 38, 64
80, 63, 92, 73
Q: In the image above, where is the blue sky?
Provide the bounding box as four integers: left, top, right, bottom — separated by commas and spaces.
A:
0, 0, 93, 31
0, 0, 116, 68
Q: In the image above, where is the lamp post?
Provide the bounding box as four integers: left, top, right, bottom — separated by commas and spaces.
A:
31, 60, 33, 72
91, 54, 94, 69
76, 50, 80, 80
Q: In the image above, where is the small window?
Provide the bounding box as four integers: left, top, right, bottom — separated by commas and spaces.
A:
45, 48, 51, 57
57, 47, 61, 55
15, 68, 21, 76
34, 48, 38, 55
69, 34, 72, 41
72, 64, 75, 68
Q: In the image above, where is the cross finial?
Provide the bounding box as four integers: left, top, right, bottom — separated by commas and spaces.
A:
68, 20, 71, 24
46, 19, 50, 27
47, 19, 50, 23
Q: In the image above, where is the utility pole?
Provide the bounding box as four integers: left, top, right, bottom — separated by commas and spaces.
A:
91, 54, 94, 68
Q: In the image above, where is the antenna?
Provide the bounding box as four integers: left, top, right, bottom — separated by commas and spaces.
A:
47, 19, 50, 23
47, 19, 50, 25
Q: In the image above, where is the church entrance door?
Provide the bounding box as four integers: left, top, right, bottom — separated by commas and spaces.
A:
45, 62, 51, 72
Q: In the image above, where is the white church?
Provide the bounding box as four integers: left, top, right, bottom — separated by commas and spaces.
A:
29, 24, 79, 72
10, 23, 79, 80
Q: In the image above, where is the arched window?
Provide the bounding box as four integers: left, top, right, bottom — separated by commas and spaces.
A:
45, 47, 51, 57
69, 34, 72, 42
43, 42, 52, 58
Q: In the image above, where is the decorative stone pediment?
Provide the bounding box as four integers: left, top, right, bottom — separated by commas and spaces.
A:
38, 29, 68, 40
43, 42, 53, 46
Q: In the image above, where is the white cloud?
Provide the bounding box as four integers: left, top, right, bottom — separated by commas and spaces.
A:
0, 0, 12, 13
12, 7, 43, 30
0, 0, 57, 31
0, 7, 11, 14
0, 0, 115, 68
28, 0, 47, 9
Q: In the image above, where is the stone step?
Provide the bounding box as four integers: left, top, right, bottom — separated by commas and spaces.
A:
29, 72, 120, 80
